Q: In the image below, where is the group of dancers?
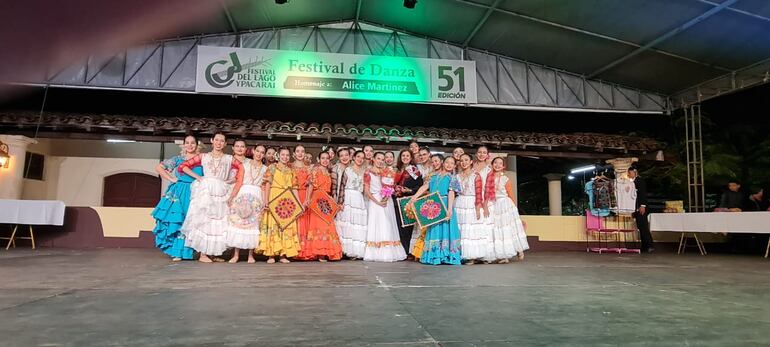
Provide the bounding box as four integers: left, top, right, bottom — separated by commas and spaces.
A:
151, 132, 529, 265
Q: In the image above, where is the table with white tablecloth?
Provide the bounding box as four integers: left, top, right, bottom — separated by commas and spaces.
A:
0, 199, 66, 249
650, 212, 770, 257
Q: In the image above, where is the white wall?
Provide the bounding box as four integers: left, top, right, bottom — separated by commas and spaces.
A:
55, 157, 158, 206
20, 139, 166, 205
27, 138, 169, 159
22, 156, 158, 206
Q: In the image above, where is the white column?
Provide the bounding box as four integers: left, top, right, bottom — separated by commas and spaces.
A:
543, 173, 564, 216
605, 157, 638, 180
0, 135, 37, 199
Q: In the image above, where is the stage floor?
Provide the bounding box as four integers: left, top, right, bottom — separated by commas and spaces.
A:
1, 249, 769, 346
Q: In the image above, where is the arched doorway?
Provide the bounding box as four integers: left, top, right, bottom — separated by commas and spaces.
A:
103, 172, 161, 207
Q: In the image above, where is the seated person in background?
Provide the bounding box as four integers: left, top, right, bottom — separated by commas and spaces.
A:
718, 180, 746, 212
728, 185, 769, 253
746, 187, 769, 212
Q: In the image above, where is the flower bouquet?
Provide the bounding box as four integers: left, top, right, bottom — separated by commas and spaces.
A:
380, 168, 396, 203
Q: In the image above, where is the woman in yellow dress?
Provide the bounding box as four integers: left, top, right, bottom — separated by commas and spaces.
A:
258, 147, 302, 264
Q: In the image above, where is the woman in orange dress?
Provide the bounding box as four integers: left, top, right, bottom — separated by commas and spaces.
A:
297, 151, 344, 261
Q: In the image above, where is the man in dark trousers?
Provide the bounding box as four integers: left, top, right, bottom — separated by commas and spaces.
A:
628, 166, 654, 253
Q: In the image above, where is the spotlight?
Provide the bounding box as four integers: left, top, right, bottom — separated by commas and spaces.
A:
567, 175, 575, 180
275, 0, 287, 4
569, 165, 596, 174
404, 0, 417, 9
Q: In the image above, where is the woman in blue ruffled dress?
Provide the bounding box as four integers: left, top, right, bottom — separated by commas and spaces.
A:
408, 156, 463, 265
151, 134, 202, 261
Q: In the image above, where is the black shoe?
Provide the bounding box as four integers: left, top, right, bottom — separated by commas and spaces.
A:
645, 247, 655, 253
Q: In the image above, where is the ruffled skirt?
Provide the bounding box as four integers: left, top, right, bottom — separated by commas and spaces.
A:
181, 178, 231, 256
225, 184, 262, 249
363, 198, 406, 262
491, 197, 530, 258
151, 181, 195, 260
335, 190, 368, 258
455, 195, 497, 260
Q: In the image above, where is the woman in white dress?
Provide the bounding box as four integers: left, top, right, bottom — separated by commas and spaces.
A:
454, 153, 495, 264
330, 147, 351, 203
363, 145, 374, 168
384, 151, 396, 171
452, 147, 465, 172
226, 143, 267, 264
474, 146, 494, 199
474, 145, 504, 261
488, 157, 529, 262
179, 132, 244, 263
335, 150, 368, 259
363, 152, 406, 262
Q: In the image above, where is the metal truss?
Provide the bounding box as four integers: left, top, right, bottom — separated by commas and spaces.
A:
684, 105, 705, 212
20, 21, 669, 113
672, 58, 770, 107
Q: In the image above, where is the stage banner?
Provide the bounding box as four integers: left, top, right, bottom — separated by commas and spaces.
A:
195, 46, 477, 104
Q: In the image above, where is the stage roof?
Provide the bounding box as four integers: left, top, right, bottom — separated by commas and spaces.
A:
177, 0, 770, 105
5, 0, 769, 110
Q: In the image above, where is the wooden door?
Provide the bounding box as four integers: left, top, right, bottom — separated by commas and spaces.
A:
103, 173, 161, 207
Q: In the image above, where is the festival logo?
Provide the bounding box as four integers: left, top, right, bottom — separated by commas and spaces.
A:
205, 52, 242, 88
204, 50, 276, 89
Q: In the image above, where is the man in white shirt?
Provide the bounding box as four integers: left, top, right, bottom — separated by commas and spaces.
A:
416, 147, 432, 177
